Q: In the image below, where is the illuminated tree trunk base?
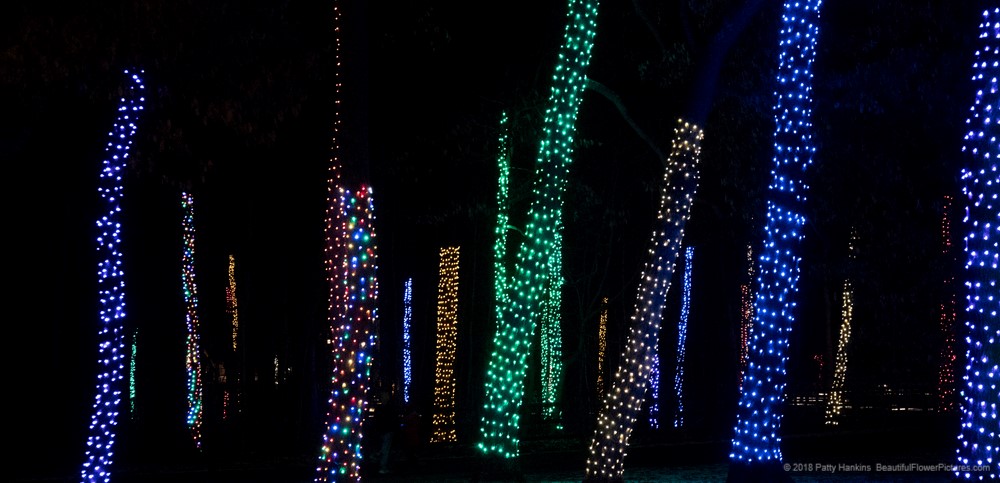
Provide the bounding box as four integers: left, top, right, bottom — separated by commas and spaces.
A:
584, 120, 702, 482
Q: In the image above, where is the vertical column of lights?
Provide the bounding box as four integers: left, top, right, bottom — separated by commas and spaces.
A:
825, 230, 857, 425
954, 8, 998, 481
431, 247, 461, 443
585, 120, 703, 480
478, 0, 599, 460
939, 196, 958, 412
540, 228, 565, 421
739, 245, 754, 390
315, 186, 379, 481
129, 329, 137, 419
225, 254, 240, 419
180, 192, 204, 449
673, 246, 693, 428
729, 0, 823, 471
402, 278, 413, 405
597, 297, 608, 398
648, 344, 659, 429
493, 111, 511, 329
80, 68, 144, 483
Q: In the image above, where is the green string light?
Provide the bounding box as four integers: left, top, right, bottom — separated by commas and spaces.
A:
479, 0, 600, 460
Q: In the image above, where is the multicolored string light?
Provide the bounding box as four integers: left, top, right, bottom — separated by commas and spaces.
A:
730, 0, 824, 471
954, 8, 998, 481
432, 247, 461, 443
180, 191, 204, 449
403, 278, 413, 405
939, 196, 958, 413
825, 230, 857, 426
478, 0, 599, 460
80, 67, 144, 483
597, 297, 608, 398
739, 245, 754, 390
540, 228, 565, 422
585, 119, 703, 480
315, 186, 380, 482
673, 246, 693, 428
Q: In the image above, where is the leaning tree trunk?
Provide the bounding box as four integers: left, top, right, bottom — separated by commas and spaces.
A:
477, 0, 600, 472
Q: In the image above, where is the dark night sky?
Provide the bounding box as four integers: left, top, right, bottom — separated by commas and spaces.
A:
5, 0, 987, 479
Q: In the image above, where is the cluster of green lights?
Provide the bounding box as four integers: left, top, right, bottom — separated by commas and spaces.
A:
180, 192, 204, 450
493, 112, 512, 338
129, 329, 137, 419
479, 0, 600, 460
585, 119, 703, 480
825, 230, 856, 425
540, 227, 565, 422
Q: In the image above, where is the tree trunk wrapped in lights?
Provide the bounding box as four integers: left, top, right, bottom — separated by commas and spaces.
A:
953, 7, 998, 481
180, 191, 204, 449
431, 247, 461, 443
314, 1, 381, 480
80, 69, 145, 483
540, 227, 565, 422
478, 0, 599, 463
585, 119, 703, 481
825, 230, 857, 426
937, 196, 957, 413
728, 1, 824, 480
673, 245, 694, 428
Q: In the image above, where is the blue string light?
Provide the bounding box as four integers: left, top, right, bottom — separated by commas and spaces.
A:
730, 0, 824, 468
673, 246, 693, 428
80, 68, 144, 483
954, 7, 998, 481
403, 278, 413, 405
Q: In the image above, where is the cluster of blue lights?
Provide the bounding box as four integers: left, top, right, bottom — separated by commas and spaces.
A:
730, 0, 823, 467
673, 246, 693, 428
403, 278, 413, 405
80, 69, 144, 483
954, 7, 998, 481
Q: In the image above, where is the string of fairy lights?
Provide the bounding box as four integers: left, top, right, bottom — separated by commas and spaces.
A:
938, 196, 957, 413
598, 297, 608, 398
585, 119, 703, 480
673, 246, 693, 429
315, 186, 380, 482
129, 329, 137, 419
825, 230, 857, 425
648, 345, 659, 429
80, 68, 144, 483
954, 8, 998, 481
403, 278, 413, 405
739, 245, 754, 390
493, 111, 511, 332
730, 0, 823, 467
225, 254, 240, 419
432, 247, 461, 443
540, 228, 565, 422
180, 192, 204, 449
478, 0, 599, 460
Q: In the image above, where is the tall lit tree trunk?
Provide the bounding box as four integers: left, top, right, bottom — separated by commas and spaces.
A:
728, 1, 824, 480
953, 7, 998, 481
478, 0, 599, 467
80, 69, 145, 483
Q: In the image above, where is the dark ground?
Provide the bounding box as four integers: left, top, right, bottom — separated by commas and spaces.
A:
16, 410, 974, 482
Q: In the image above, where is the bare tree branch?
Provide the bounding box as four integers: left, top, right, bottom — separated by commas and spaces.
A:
632, 0, 668, 59
585, 77, 667, 165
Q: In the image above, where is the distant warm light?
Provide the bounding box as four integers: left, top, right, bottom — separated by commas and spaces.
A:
586, 119, 704, 480
80, 67, 145, 483
730, 0, 825, 469
180, 192, 204, 450
432, 247, 460, 443
938, 196, 958, 413
954, 8, 998, 481
479, 0, 599, 460
227, 254, 240, 352
825, 230, 857, 426
597, 297, 608, 398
